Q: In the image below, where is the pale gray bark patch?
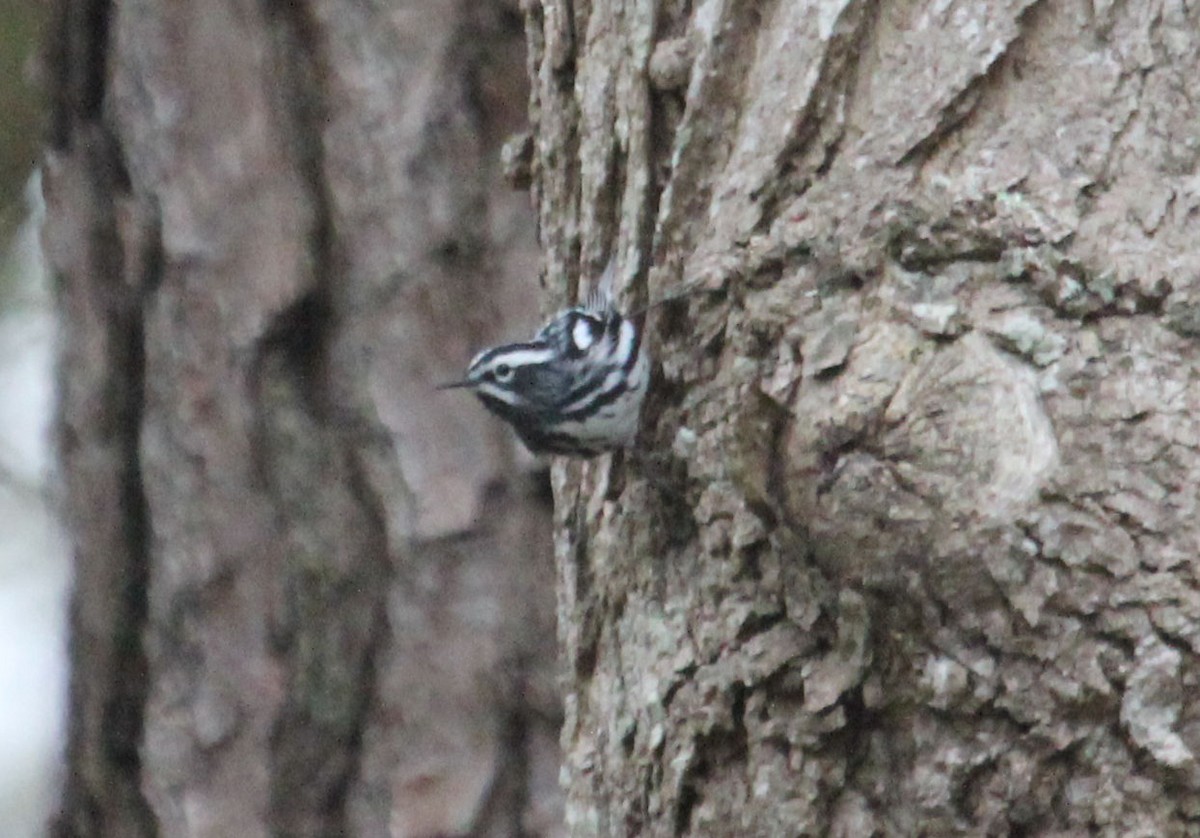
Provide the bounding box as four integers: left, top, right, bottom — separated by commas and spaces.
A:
1121, 635, 1191, 768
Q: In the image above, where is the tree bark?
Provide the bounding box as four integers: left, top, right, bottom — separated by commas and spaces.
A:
44, 1, 561, 836
529, 0, 1200, 835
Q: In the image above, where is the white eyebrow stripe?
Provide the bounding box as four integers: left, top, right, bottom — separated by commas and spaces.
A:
473, 347, 556, 370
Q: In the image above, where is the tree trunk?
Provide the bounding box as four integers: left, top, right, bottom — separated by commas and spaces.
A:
43, 1, 561, 836
530, 0, 1200, 835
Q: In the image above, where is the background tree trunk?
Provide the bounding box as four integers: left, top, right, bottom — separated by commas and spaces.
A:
44, 1, 563, 836
529, 0, 1200, 835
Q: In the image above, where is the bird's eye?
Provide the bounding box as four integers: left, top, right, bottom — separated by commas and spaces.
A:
494, 363, 513, 382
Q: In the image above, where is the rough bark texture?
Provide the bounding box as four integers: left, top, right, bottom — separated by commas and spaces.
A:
528, 0, 1200, 835
44, 1, 561, 836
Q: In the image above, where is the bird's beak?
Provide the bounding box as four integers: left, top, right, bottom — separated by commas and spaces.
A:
436, 378, 475, 391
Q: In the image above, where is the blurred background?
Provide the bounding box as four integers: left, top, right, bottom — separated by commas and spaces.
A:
0, 3, 71, 836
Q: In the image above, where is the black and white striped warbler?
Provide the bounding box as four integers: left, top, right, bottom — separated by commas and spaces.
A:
440, 272, 649, 457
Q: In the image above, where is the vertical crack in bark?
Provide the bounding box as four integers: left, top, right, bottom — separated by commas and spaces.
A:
332, 461, 393, 818
47, 0, 111, 147
103, 220, 155, 837
472, 683, 536, 837
255, 1, 391, 832
48, 1, 158, 834
83, 141, 157, 838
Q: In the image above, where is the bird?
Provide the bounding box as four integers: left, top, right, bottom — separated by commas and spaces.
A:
439, 269, 649, 457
